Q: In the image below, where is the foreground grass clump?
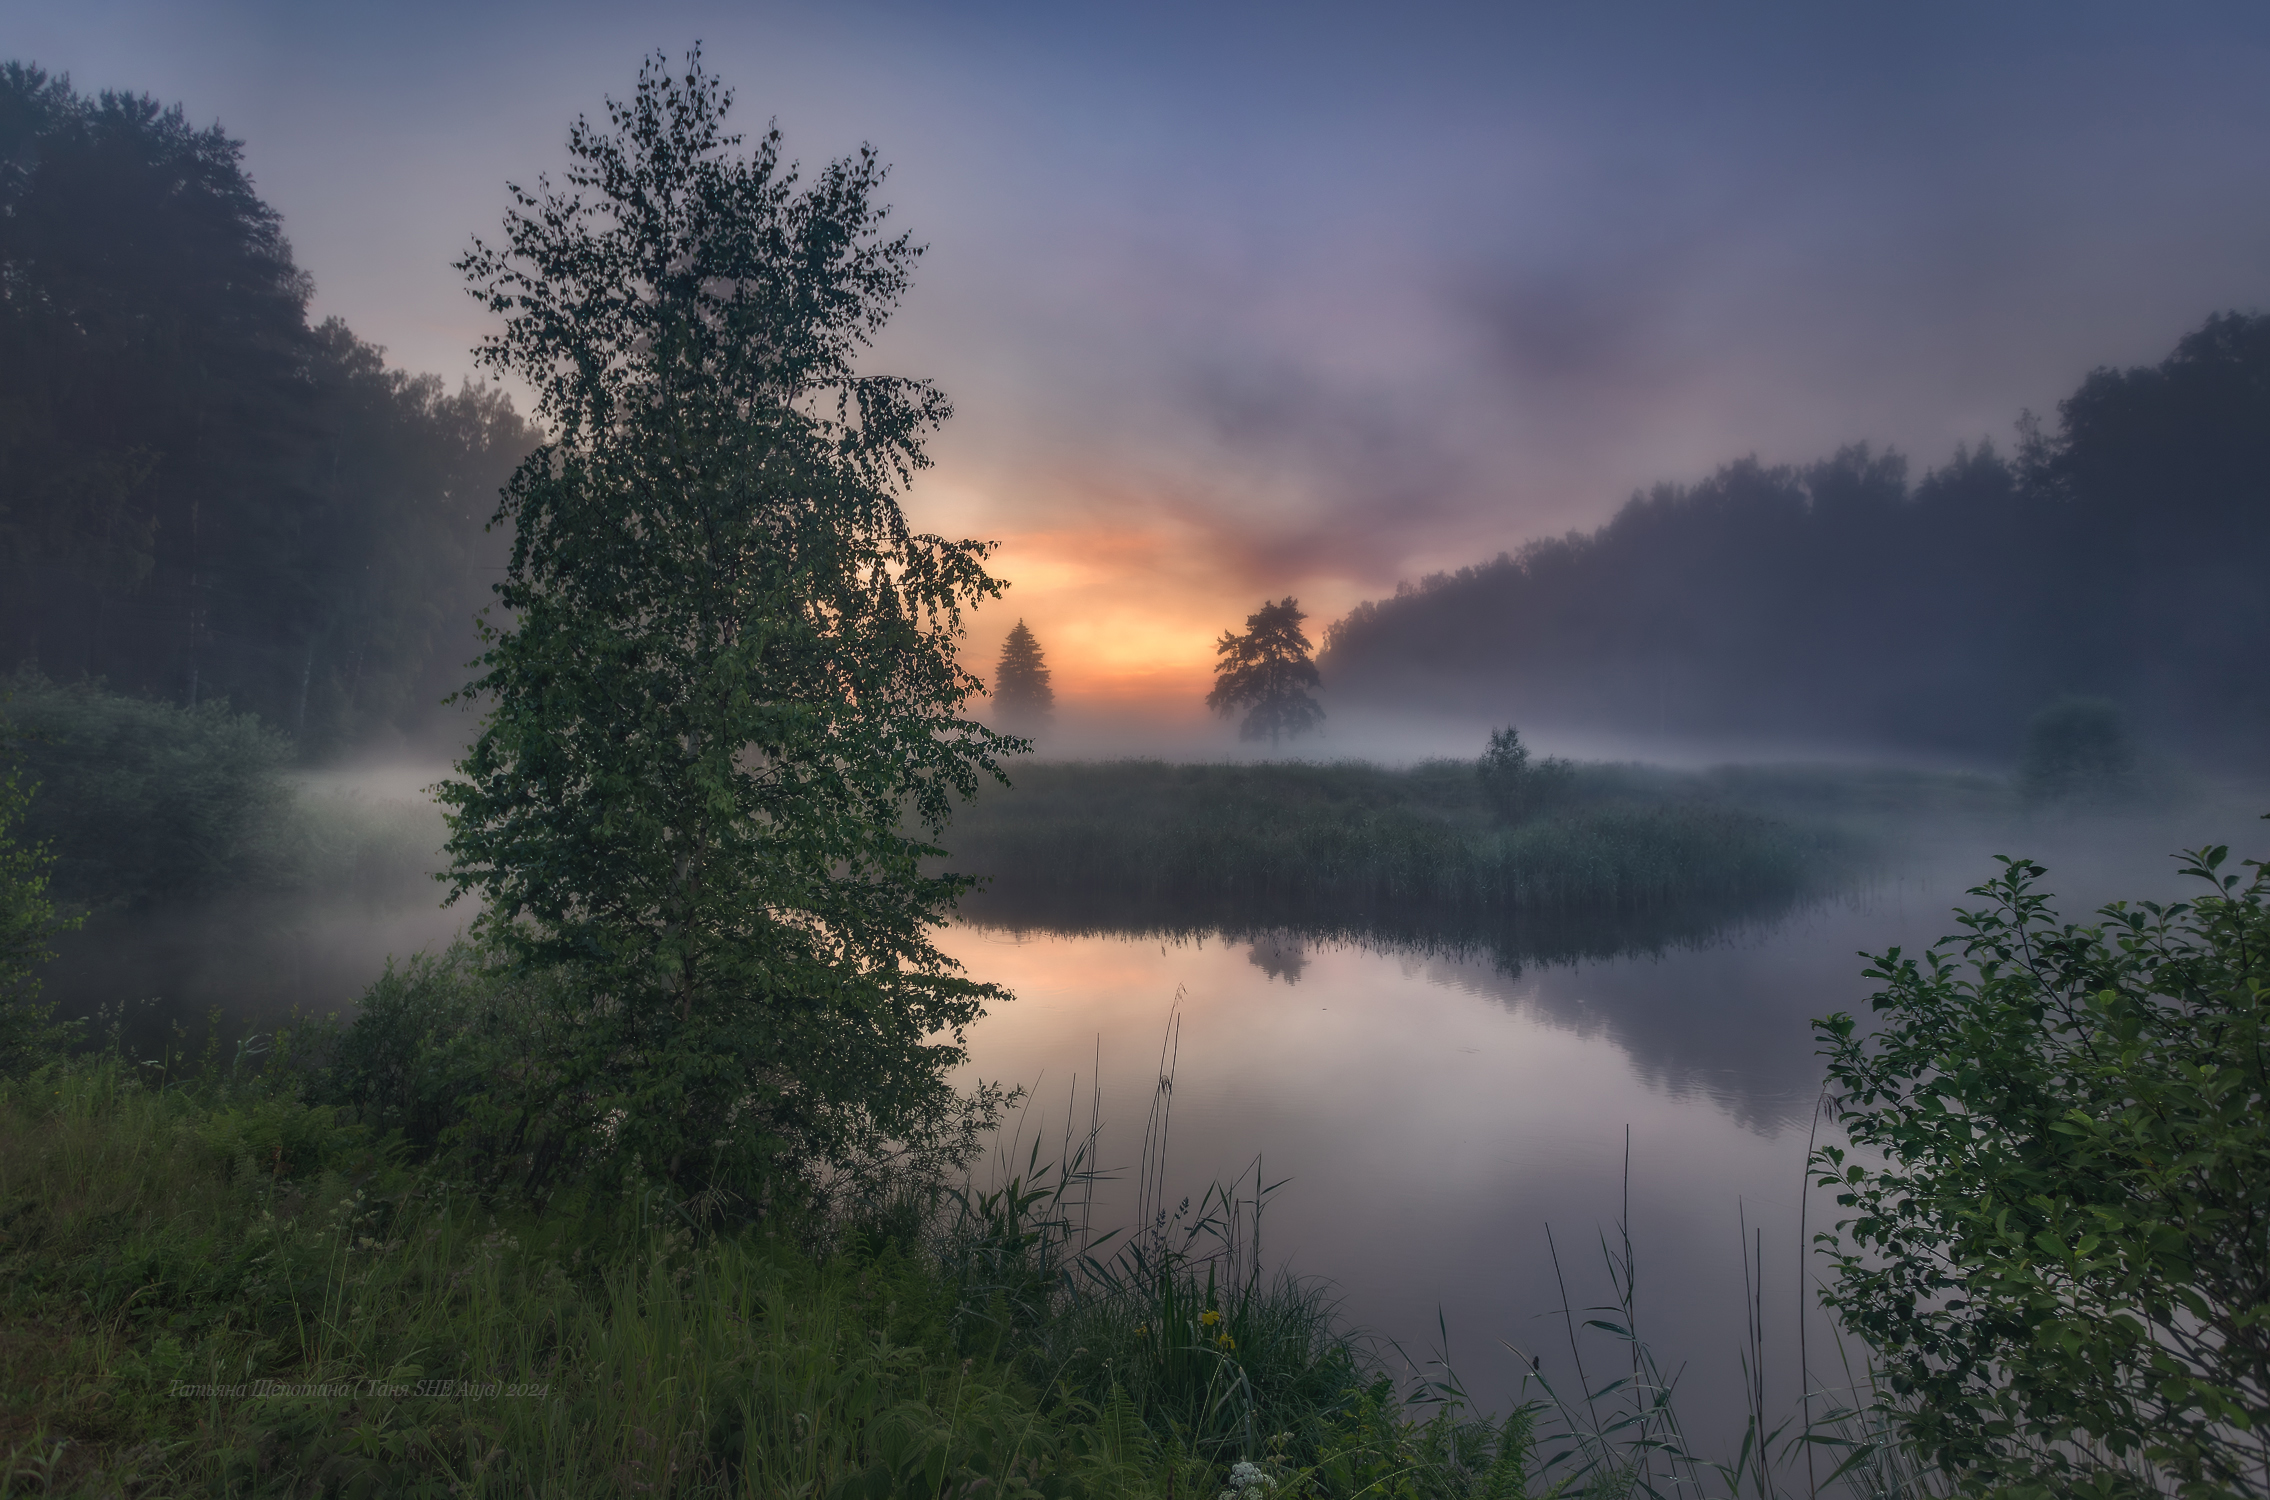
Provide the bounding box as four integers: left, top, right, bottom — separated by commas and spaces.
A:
0, 1049, 1554, 1498
940, 759, 1865, 937
0, 1057, 1179, 1497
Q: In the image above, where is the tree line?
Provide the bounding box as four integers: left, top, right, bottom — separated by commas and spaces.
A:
1319, 313, 2270, 767
0, 63, 539, 757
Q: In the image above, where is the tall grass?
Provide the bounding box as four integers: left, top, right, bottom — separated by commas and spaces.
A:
938, 761, 1869, 958
0, 1057, 1176, 1498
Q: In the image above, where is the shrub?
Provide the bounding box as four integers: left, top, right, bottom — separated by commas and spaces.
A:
0, 670, 292, 905
0, 757, 79, 1075
324, 941, 585, 1189
1814, 833, 2270, 1498
1477, 726, 1573, 823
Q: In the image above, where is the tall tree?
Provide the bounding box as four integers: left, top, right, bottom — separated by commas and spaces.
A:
1207, 597, 1324, 745
439, 49, 1014, 1200
991, 619, 1054, 730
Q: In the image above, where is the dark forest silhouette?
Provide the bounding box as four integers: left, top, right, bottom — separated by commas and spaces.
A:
0, 65, 538, 756
1321, 313, 2270, 767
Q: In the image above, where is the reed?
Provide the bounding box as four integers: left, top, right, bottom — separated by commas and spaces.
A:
939, 760, 1875, 945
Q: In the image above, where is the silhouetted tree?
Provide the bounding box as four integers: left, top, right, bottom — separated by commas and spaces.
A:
992, 619, 1054, 729
2019, 697, 2138, 807
1207, 597, 1323, 745
1477, 725, 1573, 823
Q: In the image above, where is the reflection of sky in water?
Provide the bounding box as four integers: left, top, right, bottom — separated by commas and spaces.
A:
935, 810, 2269, 1440
39, 794, 2265, 1453
937, 917, 1848, 1443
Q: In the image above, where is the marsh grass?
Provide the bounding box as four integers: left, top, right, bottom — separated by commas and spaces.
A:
936, 761, 1906, 949
929, 1016, 1373, 1467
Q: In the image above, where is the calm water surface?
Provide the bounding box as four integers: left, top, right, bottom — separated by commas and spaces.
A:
43, 803, 2263, 1448
935, 890, 1948, 1443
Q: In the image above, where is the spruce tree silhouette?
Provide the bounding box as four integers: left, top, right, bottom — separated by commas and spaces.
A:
992, 619, 1055, 731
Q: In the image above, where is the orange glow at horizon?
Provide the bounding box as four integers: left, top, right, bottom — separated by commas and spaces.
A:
962, 517, 1370, 711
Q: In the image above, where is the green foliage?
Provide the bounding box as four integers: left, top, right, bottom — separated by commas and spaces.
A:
0, 1058, 1177, 1499
943, 759, 1851, 950
1208, 598, 1325, 745
993, 619, 1056, 730
0, 760, 80, 1076
439, 50, 1016, 1207
325, 941, 584, 1187
1814, 839, 2270, 1498
2020, 695, 2140, 807
1476, 727, 1574, 824
0, 669, 292, 905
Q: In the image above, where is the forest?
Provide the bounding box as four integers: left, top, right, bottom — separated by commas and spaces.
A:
0, 64, 537, 760
1320, 315, 2270, 768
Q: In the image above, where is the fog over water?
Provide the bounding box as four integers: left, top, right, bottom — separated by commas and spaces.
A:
40, 756, 2268, 1438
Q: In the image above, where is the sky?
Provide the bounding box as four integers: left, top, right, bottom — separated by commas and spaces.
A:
15, 0, 2270, 724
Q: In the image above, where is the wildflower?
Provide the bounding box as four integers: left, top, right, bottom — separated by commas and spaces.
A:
1220, 1459, 1270, 1496
1199, 1308, 1221, 1327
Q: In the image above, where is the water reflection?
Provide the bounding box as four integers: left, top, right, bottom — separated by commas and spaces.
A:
956, 878, 1864, 1134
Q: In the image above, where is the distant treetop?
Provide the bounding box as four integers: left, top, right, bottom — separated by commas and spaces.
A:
993, 619, 1054, 729
1207, 597, 1324, 746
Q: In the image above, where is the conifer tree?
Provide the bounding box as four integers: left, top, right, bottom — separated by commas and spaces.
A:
992, 619, 1055, 729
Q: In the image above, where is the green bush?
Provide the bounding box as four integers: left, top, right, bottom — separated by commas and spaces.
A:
1, 670, 293, 905
0, 759, 79, 1076
1815, 834, 2270, 1498
324, 941, 586, 1190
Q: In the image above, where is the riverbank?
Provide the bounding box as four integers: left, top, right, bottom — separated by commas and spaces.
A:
935, 758, 1999, 938
0, 1051, 1541, 1498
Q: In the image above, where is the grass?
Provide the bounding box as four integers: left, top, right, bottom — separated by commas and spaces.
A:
933, 759, 1900, 960
0, 1055, 1189, 1497
0, 1029, 1540, 1498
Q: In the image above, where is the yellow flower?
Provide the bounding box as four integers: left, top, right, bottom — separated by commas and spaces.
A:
1199, 1309, 1221, 1326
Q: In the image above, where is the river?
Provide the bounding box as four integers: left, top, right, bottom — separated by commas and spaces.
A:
39, 793, 2265, 1450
